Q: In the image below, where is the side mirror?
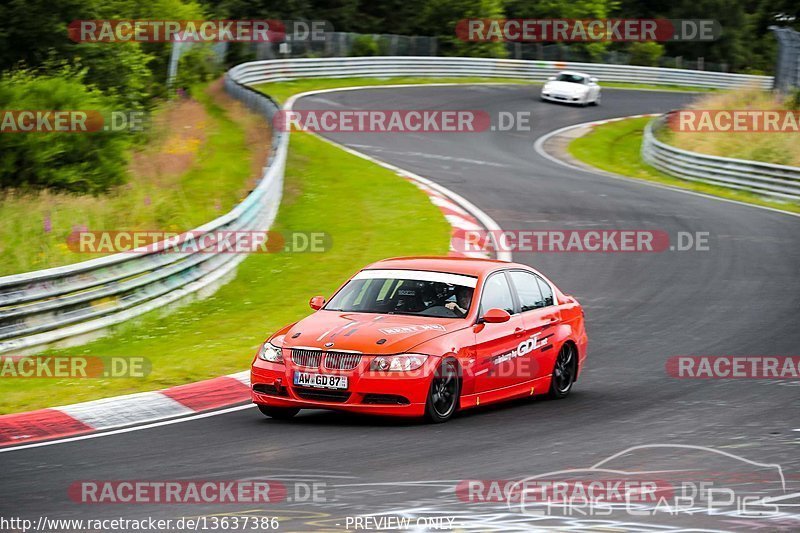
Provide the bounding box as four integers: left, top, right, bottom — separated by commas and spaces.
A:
481, 308, 511, 324
547, 76, 556, 81
309, 296, 326, 310
589, 77, 599, 84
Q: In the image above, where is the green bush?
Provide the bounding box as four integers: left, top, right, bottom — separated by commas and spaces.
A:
0, 68, 130, 193
77, 43, 155, 111
629, 42, 665, 67
351, 35, 379, 56
174, 45, 221, 97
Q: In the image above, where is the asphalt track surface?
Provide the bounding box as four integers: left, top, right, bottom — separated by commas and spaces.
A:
2, 86, 799, 532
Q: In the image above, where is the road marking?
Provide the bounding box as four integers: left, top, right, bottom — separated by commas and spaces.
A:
533, 118, 800, 219
0, 404, 254, 454
533, 119, 800, 217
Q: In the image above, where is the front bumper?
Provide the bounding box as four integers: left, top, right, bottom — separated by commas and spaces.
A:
541, 92, 585, 104
251, 358, 433, 417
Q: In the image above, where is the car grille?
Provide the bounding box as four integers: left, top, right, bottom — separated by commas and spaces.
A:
291, 349, 362, 370
291, 349, 323, 367
294, 388, 351, 403
324, 352, 362, 370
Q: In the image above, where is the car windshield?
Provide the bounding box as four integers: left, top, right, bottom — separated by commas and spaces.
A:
325, 269, 477, 318
555, 73, 586, 84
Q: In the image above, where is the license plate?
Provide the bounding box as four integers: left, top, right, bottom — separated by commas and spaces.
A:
293, 371, 348, 390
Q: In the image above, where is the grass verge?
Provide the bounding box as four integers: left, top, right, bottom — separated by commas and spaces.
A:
664, 87, 800, 167
567, 117, 800, 214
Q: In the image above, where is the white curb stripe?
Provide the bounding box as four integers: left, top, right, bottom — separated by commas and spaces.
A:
228, 370, 251, 386
57, 391, 194, 431
445, 214, 484, 232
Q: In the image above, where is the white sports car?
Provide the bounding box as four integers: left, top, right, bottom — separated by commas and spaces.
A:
540, 71, 601, 106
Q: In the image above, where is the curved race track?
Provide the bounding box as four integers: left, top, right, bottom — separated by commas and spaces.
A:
2, 86, 799, 532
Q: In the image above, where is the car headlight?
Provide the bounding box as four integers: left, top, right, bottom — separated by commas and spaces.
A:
370, 354, 428, 372
258, 342, 284, 364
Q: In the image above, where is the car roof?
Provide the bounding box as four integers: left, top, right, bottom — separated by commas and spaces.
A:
363, 256, 526, 277
557, 70, 588, 77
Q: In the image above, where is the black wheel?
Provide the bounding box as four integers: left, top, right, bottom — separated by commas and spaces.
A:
548, 343, 577, 399
590, 94, 601, 106
425, 358, 461, 423
257, 404, 300, 420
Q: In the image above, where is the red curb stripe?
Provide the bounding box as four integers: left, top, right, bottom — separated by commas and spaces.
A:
0, 409, 93, 446
161, 376, 250, 412
437, 206, 480, 225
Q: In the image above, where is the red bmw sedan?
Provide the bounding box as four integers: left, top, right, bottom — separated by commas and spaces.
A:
251, 257, 587, 422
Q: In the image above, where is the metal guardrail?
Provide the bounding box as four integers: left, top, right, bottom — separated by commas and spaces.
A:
642, 115, 800, 202
229, 56, 772, 90
0, 57, 776, 354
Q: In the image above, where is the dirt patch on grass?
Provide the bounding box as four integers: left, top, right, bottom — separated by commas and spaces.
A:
207, 78, 272, 191
129, 98, 208, 186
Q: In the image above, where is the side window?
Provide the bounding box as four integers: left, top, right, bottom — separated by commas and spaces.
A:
480, 273, 516, 315
508, 271, 545, 311
536, 276, 554, 306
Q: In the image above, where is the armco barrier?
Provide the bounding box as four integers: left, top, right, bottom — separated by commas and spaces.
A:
642, 115, 800, 202
0, 57, 774, 354
228, 56, 771, 90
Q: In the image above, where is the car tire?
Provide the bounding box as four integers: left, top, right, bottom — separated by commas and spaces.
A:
257, 404, 300, 419
548, 343, 577, 399
590, 94, 601, 106
424, 357, 461, 423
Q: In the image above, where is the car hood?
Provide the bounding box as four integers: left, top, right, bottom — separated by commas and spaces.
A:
544, 81, 588, 93
279, 311, 467, 354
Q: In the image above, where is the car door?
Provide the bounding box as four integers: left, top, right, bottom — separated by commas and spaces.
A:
472, 271, 527, 393
508, 270, 562, 382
